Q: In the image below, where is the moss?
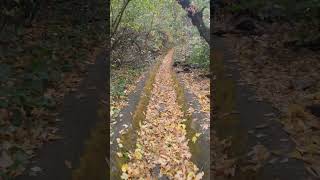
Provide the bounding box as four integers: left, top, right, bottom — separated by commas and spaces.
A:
71, 104, 108, 180
111, 52, 165, 179
212, 48, 260, 179
212, 50, 248, 156
170, 62, 208, 173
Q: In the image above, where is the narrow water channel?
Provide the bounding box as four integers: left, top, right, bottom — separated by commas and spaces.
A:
212, 38, 256, 179
72, 107, 108, 180
213, 48, 247, 156
110, 53, 163, 179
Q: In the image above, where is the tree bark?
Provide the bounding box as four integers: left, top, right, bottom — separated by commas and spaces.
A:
176, 0, 210, 44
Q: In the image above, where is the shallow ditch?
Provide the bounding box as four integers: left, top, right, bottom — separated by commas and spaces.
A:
171, 67, 210, 179
110, 52, 165, 179
71, 107, 108, 180
213, 37, 254, 179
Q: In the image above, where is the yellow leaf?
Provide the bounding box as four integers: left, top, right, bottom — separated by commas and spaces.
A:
134, 149, 143, 160
136, 143, 142, 149
121, 164, 129, 172
178, 124, 186, 130
192, 133, 201, 143
192, 136, 197, 143
187, 172, 195, 179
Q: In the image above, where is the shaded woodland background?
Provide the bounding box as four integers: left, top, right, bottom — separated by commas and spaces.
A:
0, 0, 106, 178
213, 0, 320, 49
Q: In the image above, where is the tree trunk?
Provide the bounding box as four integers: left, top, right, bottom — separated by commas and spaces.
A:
111, 0, 131, 38
176, 0, 210, 44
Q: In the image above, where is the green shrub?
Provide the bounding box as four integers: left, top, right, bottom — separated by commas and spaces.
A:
187, 43, 209, 69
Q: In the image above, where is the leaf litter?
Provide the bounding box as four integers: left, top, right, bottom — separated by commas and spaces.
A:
0, 3, 106, 178
110, 68, 145, 141
227, 24, 320, 177
176, 69, 210, 133
120, 50, 203, 179
174, 49, 239, 177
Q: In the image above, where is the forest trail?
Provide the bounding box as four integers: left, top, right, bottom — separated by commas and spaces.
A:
117, 49, 205, 179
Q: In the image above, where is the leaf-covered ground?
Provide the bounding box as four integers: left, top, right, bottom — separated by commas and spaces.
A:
0, 0, 105, 178
176, 70, 210, 132
111, 67, 145, 121
224, 28, 320, 178
119, 50, 204, 179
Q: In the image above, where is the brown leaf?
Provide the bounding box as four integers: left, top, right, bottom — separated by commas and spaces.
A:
0, 151, 13, 169
0, 108, 9, 122
306, 165, 320, 178
65, 160, 72, 169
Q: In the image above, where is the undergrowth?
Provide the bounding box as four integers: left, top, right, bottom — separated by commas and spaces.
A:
186, 43, 210, 70
111, 66, 145, 100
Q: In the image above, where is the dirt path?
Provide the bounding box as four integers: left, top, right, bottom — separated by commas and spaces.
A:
115, 49, 203, 179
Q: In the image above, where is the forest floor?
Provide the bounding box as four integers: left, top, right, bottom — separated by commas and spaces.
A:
110, 49, 210, 179
0, 1, 106, 179
15, 52, 107, 180
213, 12, 320, 178
213, 36, 310, 180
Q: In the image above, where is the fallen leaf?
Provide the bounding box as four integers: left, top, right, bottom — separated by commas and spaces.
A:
0, 151, 13, 169
192, 136, 198, 143
30, 166, 42, 172
134, 150, 142, 160
117, 152, 123, 158
255, 124, 268, 129
121, 164, 129, 172
65, 160, 72, 169
256, 133, 267, 138
121, 172, 129, 179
